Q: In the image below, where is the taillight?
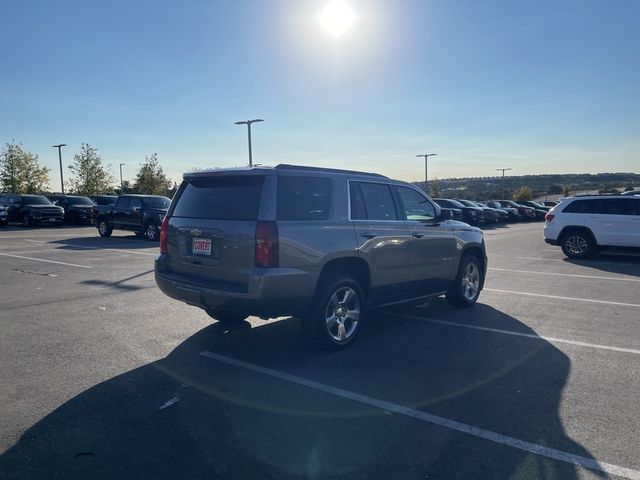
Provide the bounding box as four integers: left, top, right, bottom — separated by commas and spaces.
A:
159, 216, 169, 254
545, 213, 555, 222
255, 221, 279, 268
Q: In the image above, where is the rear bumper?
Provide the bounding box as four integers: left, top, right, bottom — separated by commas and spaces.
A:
544, 237, 559, 246
154, 255, 315, 318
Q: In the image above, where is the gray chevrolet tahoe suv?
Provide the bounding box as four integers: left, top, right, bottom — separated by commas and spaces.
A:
155, 164, 487, 350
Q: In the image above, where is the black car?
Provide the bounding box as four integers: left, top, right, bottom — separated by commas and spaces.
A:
473, 201, 510, 222
515, 200, 548, 220
492, 200, 537, 221
433, 198, 484, 225
0, 194, 64, 227
47, 195, 96, 224
485, 201, 521, 221
458, 199, 500, 223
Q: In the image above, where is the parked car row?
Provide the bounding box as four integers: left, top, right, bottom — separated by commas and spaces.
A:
433, 198, 557, 226
0, 193, 170, 242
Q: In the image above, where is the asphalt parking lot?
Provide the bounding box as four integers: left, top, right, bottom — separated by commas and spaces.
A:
1, 222, 640, 479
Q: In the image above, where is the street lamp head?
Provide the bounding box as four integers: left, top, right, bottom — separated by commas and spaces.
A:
234, 121, 248, 125
250, 119, 264, 123
52, 144, 67, 148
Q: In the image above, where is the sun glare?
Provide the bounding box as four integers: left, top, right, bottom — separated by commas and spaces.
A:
318, 1, 355, 37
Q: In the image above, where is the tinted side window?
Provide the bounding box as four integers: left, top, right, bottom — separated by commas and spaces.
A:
277, 176, 332, 221
130, 198, 142, 209
351, 182, 398, 221
396, 187, 436, 221
564, 199, 628, 215
562, 200, 590, 213
172, 176, 265, 220
117, 197, 131, 209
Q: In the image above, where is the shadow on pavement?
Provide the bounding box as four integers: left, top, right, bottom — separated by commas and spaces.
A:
563, 254, 640, 278
0, 304, 607, 479
51, 236, 158, 250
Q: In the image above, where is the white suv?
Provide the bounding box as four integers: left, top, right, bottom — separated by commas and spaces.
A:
544, 195, 640, 258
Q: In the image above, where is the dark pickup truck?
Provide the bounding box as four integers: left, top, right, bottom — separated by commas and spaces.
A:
93, 194, 171, 240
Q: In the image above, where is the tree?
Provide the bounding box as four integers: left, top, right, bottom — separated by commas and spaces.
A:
512, 186, 533, 201
429, 178, 441, 197
133, 153, 172, 196
562, 185, 572, 197
68, 143, 115, 195
0, 142, 50, 193
547, 184, 563, 195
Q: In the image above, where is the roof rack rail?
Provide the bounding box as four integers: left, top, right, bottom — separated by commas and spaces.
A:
275, 164, 387, 178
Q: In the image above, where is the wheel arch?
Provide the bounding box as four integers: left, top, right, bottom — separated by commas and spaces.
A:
315, 256, 371, 300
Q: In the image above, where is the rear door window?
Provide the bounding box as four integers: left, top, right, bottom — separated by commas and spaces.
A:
116, 197, 131, 209
277, 176, 332, 221
350, 182, 398, 221
172, 175, 265, 220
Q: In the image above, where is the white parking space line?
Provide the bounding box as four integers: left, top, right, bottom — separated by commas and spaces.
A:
485, 288, 640, 308
488, 267, 640, 283
199, 351, 640, 480
0, 252, 92, 268
397, 314, 640, 355
513, 256, 640, 268
0, 233, 97, 239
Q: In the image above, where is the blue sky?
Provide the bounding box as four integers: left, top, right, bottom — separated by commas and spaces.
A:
2, 0, 639, 186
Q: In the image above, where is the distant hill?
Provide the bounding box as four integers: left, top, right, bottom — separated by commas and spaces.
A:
414, 172, 640, 201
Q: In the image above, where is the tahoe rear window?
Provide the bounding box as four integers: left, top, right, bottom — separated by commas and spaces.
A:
277, 176, 332, 221
172, 176, 264, 220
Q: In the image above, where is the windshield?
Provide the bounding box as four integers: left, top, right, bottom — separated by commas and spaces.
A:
142, 197, 171, 209
21, 195, 51, 205
68, 196, 94, 206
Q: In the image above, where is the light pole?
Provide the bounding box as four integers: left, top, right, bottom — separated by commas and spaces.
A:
496, 168, 512, 178
234, 119, 264, 167
119, 163, 125, 189
52, 144, 67, 193
416, 153, 437, 189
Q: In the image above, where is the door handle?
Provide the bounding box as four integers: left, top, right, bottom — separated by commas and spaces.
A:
411, 232, 424, 238
360, 232, 376, 239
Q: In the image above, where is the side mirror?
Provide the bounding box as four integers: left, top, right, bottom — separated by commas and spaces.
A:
438, 208, 453, 220
132, 206, 141, 213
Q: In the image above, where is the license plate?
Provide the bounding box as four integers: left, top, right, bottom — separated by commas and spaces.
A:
192, 237, 212, 255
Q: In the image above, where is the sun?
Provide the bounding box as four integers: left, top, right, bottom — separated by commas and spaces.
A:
318, 1, 355, 38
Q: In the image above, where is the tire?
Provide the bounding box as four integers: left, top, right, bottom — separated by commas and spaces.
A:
22, 214, 32, 228
145, 222, 159, 241
302, 277, 364, 350
97, 219, 113, 237
560, 230, 594, 259
205, 310, 247, 325
446, 254, 483, 308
